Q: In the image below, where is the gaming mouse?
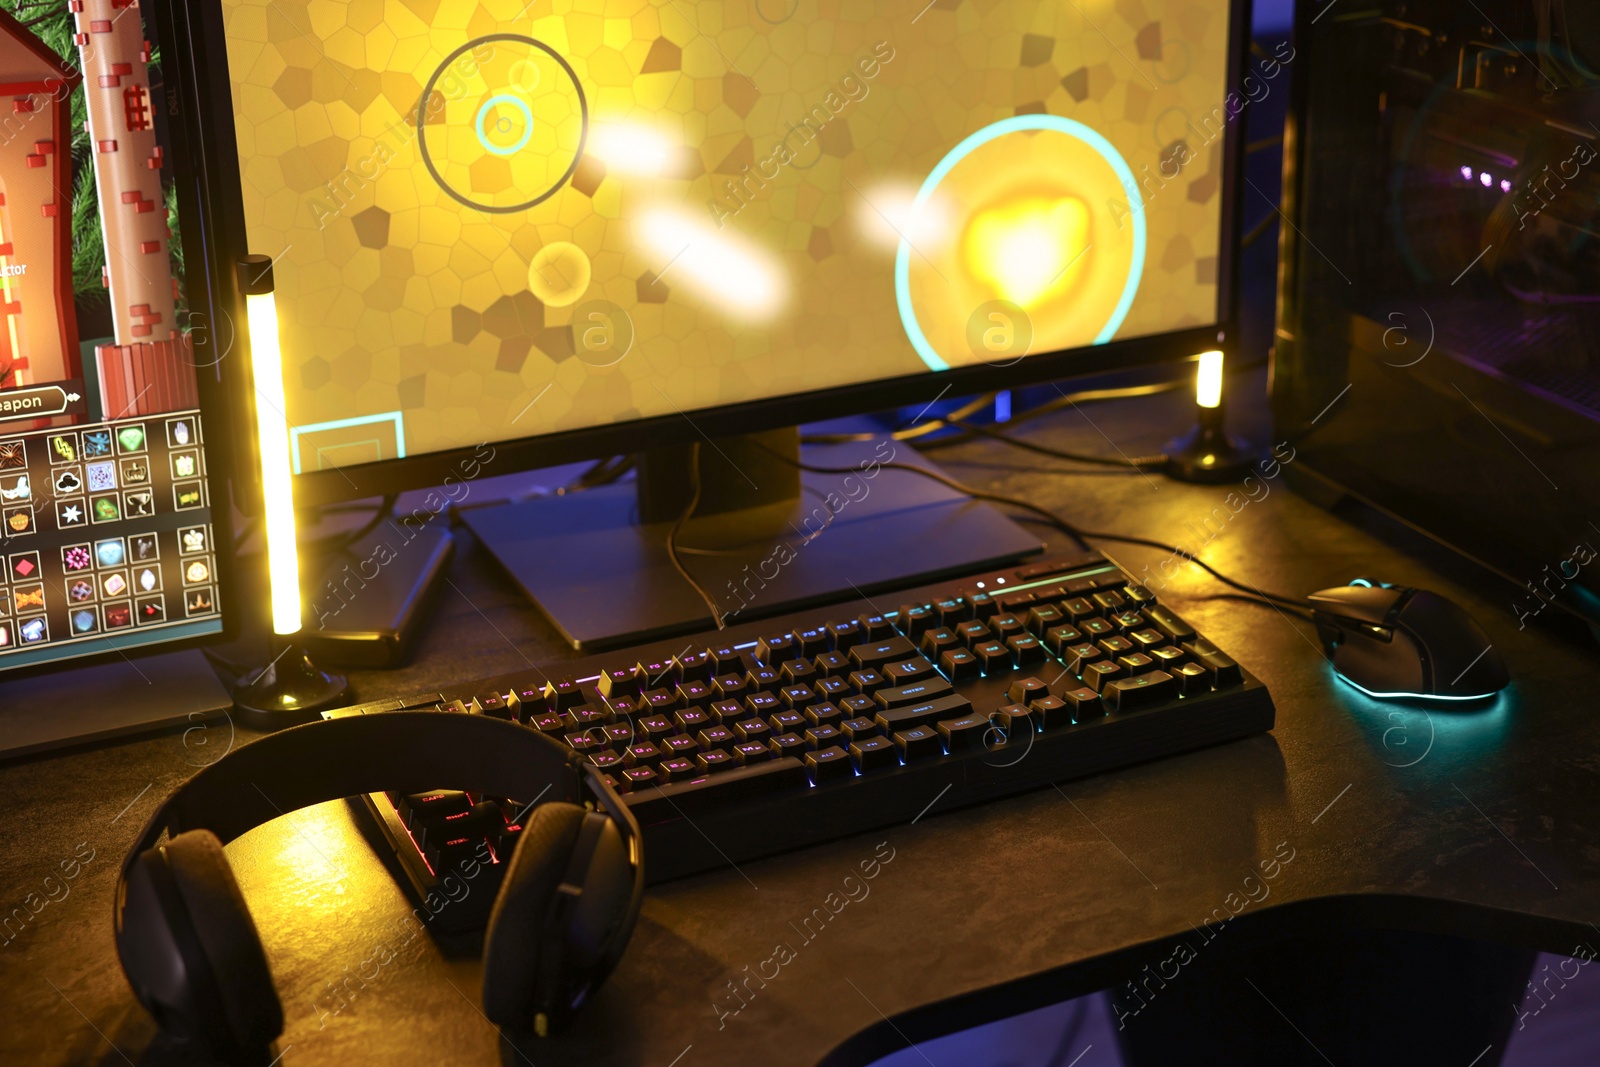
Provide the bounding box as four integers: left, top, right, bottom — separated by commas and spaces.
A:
1307, 581, 1510, 701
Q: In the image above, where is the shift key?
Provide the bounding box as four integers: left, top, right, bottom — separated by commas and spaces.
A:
874, 693, 972, 734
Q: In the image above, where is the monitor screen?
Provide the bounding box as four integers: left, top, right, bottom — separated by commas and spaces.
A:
218, 0, 1236, 477
0, 1, 224, 670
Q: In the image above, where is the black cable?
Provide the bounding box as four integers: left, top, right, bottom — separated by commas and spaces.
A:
945, 417, 1168, 470
301, 493, 398, 554
1240, 210, 1279, 249
760, 444, 1312, 614
665, 442, 727, 630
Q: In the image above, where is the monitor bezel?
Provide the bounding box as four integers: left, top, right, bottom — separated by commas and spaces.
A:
0, 0, 242, 680
180, 0, 1253, 508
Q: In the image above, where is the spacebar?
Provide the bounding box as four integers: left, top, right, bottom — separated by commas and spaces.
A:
624, 759, 808, 825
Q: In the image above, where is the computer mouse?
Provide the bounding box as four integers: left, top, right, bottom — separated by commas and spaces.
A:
1307, 580, 1510, 701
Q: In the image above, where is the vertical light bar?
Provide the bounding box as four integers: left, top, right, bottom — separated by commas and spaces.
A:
1196, 349, 1224, 410
238, 255, 301, 636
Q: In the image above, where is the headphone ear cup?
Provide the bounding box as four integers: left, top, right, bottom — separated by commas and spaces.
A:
161, 830, 284, 1052
481, 801, 587, 1031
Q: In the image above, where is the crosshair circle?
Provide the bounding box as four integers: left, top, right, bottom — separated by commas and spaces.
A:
418, 34, 589, 215
476, 93, 534, 156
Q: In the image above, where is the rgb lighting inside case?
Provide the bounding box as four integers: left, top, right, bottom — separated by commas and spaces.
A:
220, 0, 1235, 476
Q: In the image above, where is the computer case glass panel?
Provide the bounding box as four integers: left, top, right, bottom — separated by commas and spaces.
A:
1274, 0, 1600, 629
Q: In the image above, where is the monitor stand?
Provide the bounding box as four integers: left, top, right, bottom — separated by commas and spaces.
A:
459, 429, 1044, 651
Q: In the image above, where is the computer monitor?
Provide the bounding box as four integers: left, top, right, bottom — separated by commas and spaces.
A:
170, 0, 1251, 646
0, 1, 232, 675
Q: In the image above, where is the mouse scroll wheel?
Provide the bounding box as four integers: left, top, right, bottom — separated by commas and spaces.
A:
1362, 624, 1394, 642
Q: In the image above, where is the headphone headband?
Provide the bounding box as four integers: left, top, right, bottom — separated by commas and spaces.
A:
125, 713, 617, 873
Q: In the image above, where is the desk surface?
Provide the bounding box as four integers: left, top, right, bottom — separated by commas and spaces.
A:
4, 388, 1598, 1067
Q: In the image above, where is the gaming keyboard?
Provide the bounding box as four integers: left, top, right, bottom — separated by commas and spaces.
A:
328, 551, 1274, 931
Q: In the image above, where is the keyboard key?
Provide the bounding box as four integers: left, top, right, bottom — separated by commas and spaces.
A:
826, 619, 863, 650
812, 652, 851, 675
1105, 670, 1177, 712
814, 669, 850, 695
568, 704, 607, 729
425, 834, 491, 877
1026, 605, 1064, 634
697, 725, 736, 750
695, 749, 736, 774
543, 679, 583, 710
708, 699, 746, 724
850, 636, 917, 670
995, 703, 1035, 736
896, 605, 934, 637
1064, 643, 1103, 674
875, 676, 955, 709
840, 717, 879, 742
1092, 590, 1126, 612
565, 731, 604, 755
806, 745, 852, 783
745, 693, 781, 718
805, 701, 844, 726
885, 657, 937, 685
733, 740, 772, 765
769, 731, 807, 757
619, 766, 658, 793
747, 668, 782, 692
624, 742, 662, 766
1080, 617, 1113, 637
990, 613, 1025, 639
705, 644, 745, 673
940, 648, 981, 680
780, 660, 820, 685
893, 726, 943, 761
1111, 611, 1146, 633
1083, 661, 1126, 692
780, 683, 817, 708
938, 713, 991, 750
674, 651, 713, 682
934, 598, 971, 625
955, 620, 992, 647
874, 693, 972, 734
849, 669, 887, 695
1172, 661, 1213, 696
1124, 584, 1156, 604
920, 627, 961, 658
639, 715, 675, 740
973, 641, 1013, 673
858, 614, 895, 640
804, 724, 841, 750
757, 633, 797, 665
474, 691, 513, 719
1182, 639, 1243, 687
849, 736, 899, 773
1007, 634, 1046, 664
588, 751, 624, 774
639, 689, 677, 715
1006, 677, 1048, 705
1097, 635, 1135, 656
967, 592, 998, 619
598, 666, 641, 699
625, 759, 808, 821
657, 757, 697, 783
1145, 605, 1196, 643
1060, 597, 1097, 621
840, 694, 877, 717
1149, 645, 1186, 667
603, 723, 635, 747
604, 694, 638, 720
1117, 652, 1155, 674
1129, 628, 1167, 651
675, 680, 712, 707
792, 627, 830, 657
1028, 694, 1073, 729
399, 789, 471, 830
768, 710, 806, 734
734, 719, 772, 743
1043, 624, 1084, 654
711, 674, 747, 700
660, 735, 700, 760
674, 707, 711, 733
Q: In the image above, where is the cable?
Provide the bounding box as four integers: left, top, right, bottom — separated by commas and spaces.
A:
665, 441, 727, 630
945, 417, 1168, 470
1240, 210, 1279, 249
758, 443, 1312, 614
301, 493, 398, 555
1246, 135, 1283, 154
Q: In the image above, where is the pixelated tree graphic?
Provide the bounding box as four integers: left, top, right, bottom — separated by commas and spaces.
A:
0, 0, 177, 306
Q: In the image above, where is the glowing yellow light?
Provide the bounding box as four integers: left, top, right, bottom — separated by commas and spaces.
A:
1196, 349, 1225, 409
244, 287, 303, 636
636, 208, 786, 321
962, 196, 1090, 309
589, 122, 680, 177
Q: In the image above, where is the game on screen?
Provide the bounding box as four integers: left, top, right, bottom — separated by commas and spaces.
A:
225, 0, 1240, 474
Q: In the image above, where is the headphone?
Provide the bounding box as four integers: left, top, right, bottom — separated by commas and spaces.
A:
115, 712, 645, 1058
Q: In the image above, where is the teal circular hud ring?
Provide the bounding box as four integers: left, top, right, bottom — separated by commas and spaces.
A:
477, 94, 535, 156
895, 115, 1147, 372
